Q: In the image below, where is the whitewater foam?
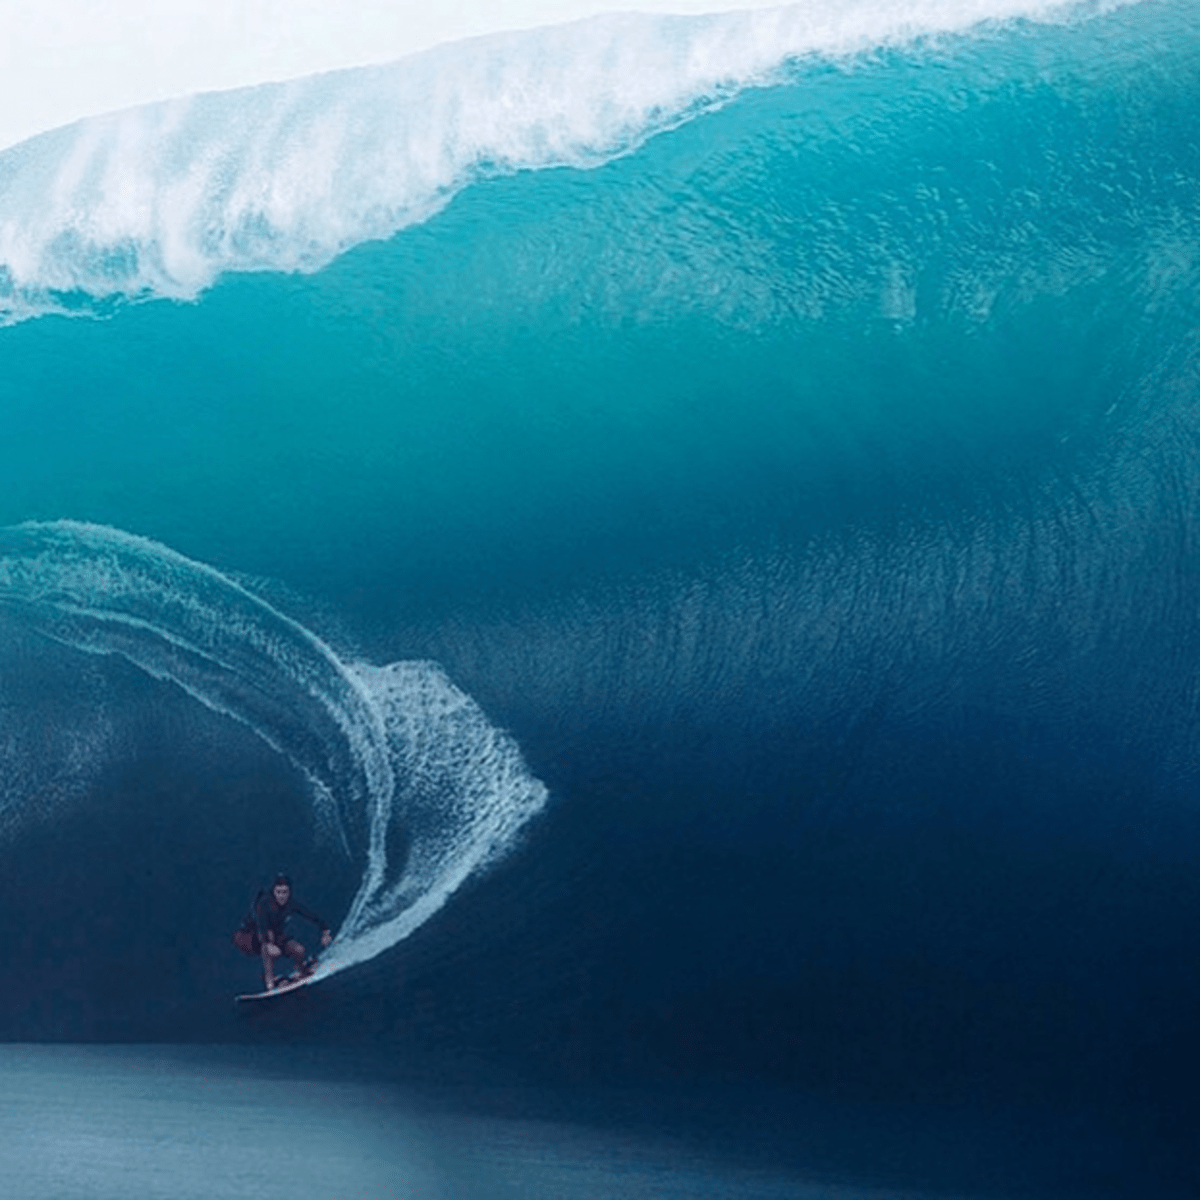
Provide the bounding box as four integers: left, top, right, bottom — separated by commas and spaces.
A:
0, 522, 548, 979
0, 0, 1138, 324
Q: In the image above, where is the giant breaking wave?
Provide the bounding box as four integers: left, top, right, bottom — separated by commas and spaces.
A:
0, 0, 1139, 324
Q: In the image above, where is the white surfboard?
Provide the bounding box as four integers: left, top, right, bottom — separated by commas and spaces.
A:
235, 968, 319, 1004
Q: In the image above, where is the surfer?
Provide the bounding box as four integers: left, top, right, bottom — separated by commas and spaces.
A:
236, 873, 333, 991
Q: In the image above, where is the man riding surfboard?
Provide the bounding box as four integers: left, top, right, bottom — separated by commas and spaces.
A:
234, 873, 332, 991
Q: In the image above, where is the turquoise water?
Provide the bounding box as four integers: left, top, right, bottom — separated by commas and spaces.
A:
0, 1, 1199, 1192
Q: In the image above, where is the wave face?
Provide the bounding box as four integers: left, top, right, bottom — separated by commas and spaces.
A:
0, 0, 1198, 1131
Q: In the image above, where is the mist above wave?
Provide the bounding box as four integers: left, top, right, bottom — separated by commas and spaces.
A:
0, 0, 1135, 324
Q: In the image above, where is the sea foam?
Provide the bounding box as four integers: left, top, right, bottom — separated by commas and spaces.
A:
0, 0, 1136, 324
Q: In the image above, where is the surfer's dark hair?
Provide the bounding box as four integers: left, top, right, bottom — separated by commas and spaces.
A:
273, 872, 292, 888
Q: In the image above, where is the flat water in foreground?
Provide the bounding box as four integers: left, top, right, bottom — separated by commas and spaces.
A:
0, 1045, 801, 1199
0, 1045, 1176, 1199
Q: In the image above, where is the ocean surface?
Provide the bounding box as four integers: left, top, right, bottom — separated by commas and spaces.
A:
1, 0, 1199, 1195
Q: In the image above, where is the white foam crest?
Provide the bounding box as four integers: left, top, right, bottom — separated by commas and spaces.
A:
0, 0, 1136, 323
0, 521, 548, 979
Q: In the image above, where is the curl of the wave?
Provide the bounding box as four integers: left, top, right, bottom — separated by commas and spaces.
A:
0, 521, 548, 979
0, 0, 1137, 324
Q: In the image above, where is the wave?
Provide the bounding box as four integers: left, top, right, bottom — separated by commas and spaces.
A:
0, 521, 548, 978
0, 0, 1140, 324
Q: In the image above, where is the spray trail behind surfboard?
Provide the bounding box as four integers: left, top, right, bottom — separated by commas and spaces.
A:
0, 520, 548, 978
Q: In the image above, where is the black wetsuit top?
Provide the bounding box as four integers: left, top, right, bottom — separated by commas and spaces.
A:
254, 892, 327, 944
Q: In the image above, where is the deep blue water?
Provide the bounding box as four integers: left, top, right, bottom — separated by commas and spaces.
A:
1, 1, 1199, 1194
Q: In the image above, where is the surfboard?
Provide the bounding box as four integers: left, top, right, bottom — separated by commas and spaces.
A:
235, 969, 319, 1004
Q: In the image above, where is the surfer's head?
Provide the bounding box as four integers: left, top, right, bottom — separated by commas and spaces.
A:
272, 872, 292, 906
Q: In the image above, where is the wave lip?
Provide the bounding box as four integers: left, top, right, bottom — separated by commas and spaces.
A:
0, 521, 548, 980
0, 0, 1138, 324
